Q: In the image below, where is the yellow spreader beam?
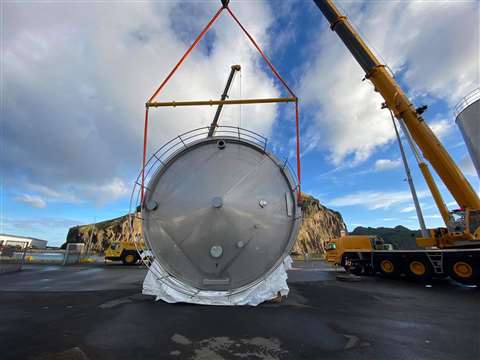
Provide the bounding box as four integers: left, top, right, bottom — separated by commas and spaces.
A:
147, 97, 297, 108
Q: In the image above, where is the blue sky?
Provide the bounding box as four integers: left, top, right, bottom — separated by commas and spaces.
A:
2, 0, 479, 246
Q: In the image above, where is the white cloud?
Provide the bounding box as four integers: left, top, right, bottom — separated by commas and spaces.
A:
328, 190, 429, 210
400, 202, 433, 213
3, 216, 82, 245
300, 43, 392, 166
340, 1, 479, 104
25, 178, 136, 206
3, 1, 281, 205
15, 194, 47, 208
428, 119, 453, 140
4, 216, 80, 230
400, 205, 416, 213
299, 0, 478, 166
446, 201, 458, 208
374, 158, 401, 172
409, 214, 441, 220
459, 155, 478, 177
26, 183, 81, 204
82, 178, 130, 205
382, 218, 399, 222
424, 214, 442, 219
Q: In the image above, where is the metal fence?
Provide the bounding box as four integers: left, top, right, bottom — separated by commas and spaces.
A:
0, 243, 101, 273
0, 245, 27, 274
63, 243, 85, 265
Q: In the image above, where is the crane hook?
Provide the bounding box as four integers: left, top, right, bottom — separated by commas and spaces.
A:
221, 0, 230, 8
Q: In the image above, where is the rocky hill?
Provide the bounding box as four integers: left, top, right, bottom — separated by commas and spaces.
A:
292, 194, 347, 255
65, 193, 347, 255
350, 225, 421, 249
64, 215, 142, 252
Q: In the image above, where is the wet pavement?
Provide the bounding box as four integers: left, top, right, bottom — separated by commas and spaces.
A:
0, 261, 478, 360
0, 263, 146, 292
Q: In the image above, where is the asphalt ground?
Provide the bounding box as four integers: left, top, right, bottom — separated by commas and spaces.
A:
0, 261, 478, 360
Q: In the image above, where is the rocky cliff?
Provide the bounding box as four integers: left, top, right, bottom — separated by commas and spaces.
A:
64, 215, 142, 252
291, 194, 347, 255
65, 194, 346, 255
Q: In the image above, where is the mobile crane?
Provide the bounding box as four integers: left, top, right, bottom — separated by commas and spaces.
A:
314, 0, 480, 284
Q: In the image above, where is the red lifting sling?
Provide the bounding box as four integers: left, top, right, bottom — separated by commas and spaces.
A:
141, 2, 301, 202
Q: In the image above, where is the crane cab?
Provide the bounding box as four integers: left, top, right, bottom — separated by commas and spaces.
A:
325, 235, 392, 269
104, 240, 144, 265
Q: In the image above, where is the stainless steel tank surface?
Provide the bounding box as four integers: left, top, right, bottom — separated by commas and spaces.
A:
142, 136, 300, 291
455, 89, 480, 179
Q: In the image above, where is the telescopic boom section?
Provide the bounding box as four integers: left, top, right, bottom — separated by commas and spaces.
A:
208, 64, 241, 137
313, 0, 480, 211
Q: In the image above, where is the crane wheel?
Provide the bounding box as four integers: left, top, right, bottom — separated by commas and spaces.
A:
342, 253, 364, 275
448, 259, 479, 286
405, 256, 433, 282
121, 251, 140, 266
376, 257, 399, 278
344, 264, 363, 276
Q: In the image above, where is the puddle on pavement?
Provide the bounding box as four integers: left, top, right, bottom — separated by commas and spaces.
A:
170, 334, 288, 360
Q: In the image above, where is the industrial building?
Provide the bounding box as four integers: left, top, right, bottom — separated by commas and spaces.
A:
0, 234, 48, 249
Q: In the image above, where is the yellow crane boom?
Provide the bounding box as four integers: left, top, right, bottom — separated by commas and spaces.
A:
313, 0, 480, 246
313, 0, 480, 211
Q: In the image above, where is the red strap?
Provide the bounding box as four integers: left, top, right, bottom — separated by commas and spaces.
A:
142, 6, 224, 201
148, 6, 224, 103
295, 101, 301, 200
142, 4, 301, 203
225, 7, 296, 99
226, 7, 301, 197
141, 107, 149, 202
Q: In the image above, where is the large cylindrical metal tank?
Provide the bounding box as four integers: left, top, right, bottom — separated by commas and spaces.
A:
140, 131, 301, 294
455, 88, 480, 179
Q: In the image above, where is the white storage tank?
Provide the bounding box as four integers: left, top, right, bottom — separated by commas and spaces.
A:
455, 88, 480, 179
133, 127, 301, 304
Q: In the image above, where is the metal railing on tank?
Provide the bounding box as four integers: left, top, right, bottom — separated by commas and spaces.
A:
129, 125, 299, 225
130, 126, 267, 217
454, 88, 480, 118
127, 125, 300, 296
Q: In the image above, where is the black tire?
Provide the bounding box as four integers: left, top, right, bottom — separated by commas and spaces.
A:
404, 256, 433, 282
375, 256, 400, 278
121, 251, 140, 266
447, 258, 479, 286
345, 264, 363, 276
342, 253, 364, 275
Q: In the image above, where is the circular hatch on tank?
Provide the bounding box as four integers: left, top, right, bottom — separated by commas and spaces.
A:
141, 133, 300, 292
